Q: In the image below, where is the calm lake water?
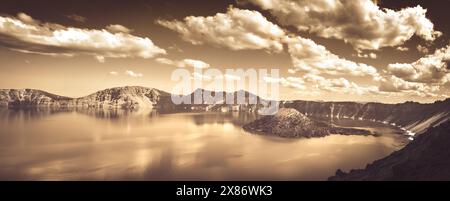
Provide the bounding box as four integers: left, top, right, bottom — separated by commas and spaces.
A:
0, 108, 408, 180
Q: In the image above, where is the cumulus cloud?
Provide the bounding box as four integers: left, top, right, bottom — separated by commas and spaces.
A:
246, 0, 441, 50
125, 70, 143, 78
0, 13, 166, 62
378, 75, 442, 97
154, 3, 446, 99
265, 73, 379, 95
156, 58, 210, 68
284, 36, 379, 78
109, 71, 119, 76
283, 41, 449, 97
157, 7, 286, 52
387, 45, 450, 84
263, 76, 306, 90
302, 74, 380, 95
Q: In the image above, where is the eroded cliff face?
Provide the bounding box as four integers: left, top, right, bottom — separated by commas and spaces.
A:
0, 87, 169, 109
329, 121, 450, 181
0, 89, 72, 107
283, 99, 450, 135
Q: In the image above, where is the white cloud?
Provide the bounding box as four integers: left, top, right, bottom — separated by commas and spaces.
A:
17, 13, 35, 24
287, 69, 296, 74
417, 44, 429, 54
106, 24, 132, 33
357, 52, 377, 59
246, 0, 441, 50
96, 56, 106, 63
157, 7, 286, 52
266, 72, 444, 98
263, 76, 306, 90
155, 57, 174, 65
156, 58, 210, 68
387, 45, 450, 84
109, 71, 118, 76
182, 59, 210, 69
302, 74, 380, 95
125, 70, 143, 78
266, 73, 380, 95
378, 75, 442, 97
0, 13, 166, 62
284, 36, 379, 78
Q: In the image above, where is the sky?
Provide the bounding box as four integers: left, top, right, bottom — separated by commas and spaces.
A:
0, 0, 449, 103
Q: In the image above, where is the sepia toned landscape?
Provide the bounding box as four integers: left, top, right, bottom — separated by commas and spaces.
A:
0, 0, 449, 181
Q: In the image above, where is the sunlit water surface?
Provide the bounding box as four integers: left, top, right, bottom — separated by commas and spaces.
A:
0, 109, 408, 180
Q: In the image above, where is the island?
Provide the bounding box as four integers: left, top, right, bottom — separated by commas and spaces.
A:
243, 108, 372, 138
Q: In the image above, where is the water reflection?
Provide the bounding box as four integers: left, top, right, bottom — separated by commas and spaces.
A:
0, 108, 408, 180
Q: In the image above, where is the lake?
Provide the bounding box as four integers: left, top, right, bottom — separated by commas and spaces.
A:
0, 108, 409, 180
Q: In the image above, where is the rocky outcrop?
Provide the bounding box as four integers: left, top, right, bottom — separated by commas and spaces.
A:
329, 121, 450, 181
243, 108, 371, 138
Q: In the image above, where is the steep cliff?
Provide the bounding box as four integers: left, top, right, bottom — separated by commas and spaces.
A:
0, 89, 72, 107
283, 99, 450, 135
0, 87, 170, 109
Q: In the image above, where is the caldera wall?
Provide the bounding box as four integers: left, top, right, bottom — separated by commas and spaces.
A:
283, 99, 450, 135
